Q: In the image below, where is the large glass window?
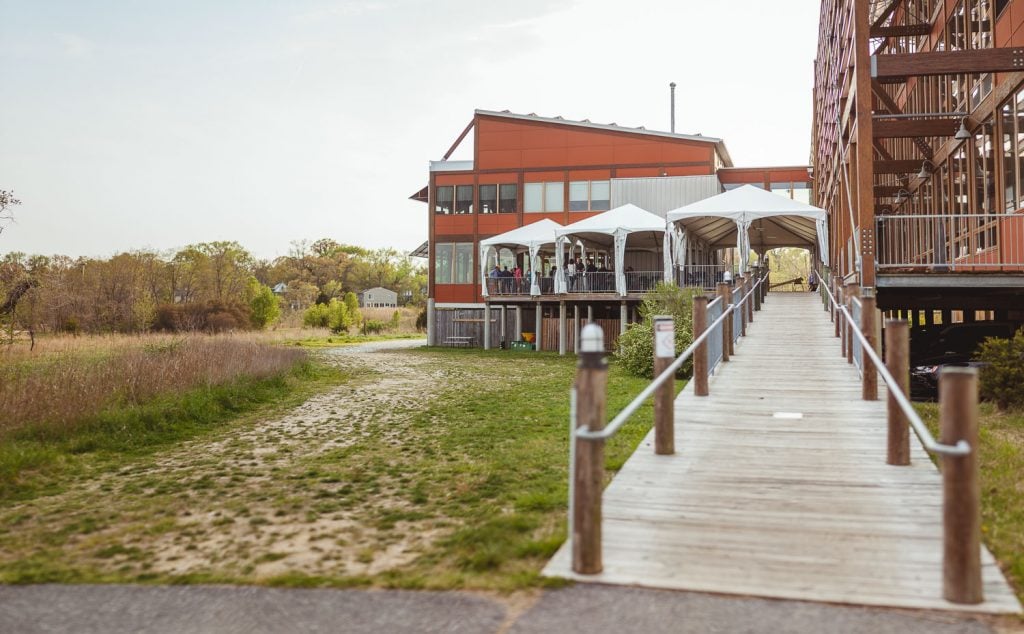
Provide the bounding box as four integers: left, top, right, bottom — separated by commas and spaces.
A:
434, 186, 453, 215
480, 185, 497, 214
434, 242, 474, 284
454, 185, 473, 214
568, 180, 611, 211
525, 182, 565, 213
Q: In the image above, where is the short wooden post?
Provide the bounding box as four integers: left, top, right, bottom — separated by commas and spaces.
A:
746, 275, 754, 323
839, 285, 847, 357
572, 324, 608, 575
653, 316, 675, 455
693, 296, 709, 397
884, 319, 910, 466
717, 282, 731, 362
861, 294, 878, 401
939, 367, 982, 605
753, 268, 762, 312
738, 275, 748, 337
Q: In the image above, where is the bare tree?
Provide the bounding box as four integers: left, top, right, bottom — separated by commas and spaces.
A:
0, 189, 21, 235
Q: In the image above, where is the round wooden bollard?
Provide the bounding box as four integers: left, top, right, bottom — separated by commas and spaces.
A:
939, 367, 982, 605
717, 283, 731, 362
652, 316, 675, 455
884, 320, 910, 466
738, 276, 748, 337
572, 324, 607, 575
861, 295, 878, 401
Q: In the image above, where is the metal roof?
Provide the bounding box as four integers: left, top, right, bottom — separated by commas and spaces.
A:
475, 109, 733, 167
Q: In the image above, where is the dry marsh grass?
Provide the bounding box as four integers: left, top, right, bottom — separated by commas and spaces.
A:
0, 334, 306, 437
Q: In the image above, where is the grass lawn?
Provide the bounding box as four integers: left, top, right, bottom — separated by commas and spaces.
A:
916, 403, 1024, 604
0, 346, 666, 591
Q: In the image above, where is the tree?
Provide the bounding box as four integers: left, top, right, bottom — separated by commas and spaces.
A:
247, 278, 280, 330
343, 291, 362, 328
0, 189, 21, 235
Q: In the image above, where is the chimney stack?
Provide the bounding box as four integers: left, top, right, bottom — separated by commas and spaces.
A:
670, 82, 677, 133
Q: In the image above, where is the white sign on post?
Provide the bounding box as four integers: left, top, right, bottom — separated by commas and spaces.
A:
654, 318, 674, 358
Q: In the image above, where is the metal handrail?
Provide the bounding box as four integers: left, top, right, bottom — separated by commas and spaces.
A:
576, 274, 767, 441
820, 281, 970, 457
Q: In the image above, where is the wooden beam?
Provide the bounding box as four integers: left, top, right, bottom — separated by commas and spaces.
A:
442, 119, 475, 161
871, 80, 934, 158
873, 48, 1024, 82
871, 0, 903, 31
873, 118, 960, 138
871, 24, 931, 38
875, 185, 909, 197
875, 159, 926, 174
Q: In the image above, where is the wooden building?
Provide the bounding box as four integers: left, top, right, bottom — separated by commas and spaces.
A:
812, 0, 1024, 339
413, 109, 812, 350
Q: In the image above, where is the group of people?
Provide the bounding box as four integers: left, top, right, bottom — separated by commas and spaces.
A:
488, 264, 526, 294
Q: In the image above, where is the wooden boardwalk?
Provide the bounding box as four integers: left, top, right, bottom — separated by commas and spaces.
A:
544, 292, 1021, 614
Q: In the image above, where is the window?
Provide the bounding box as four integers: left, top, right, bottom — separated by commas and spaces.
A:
480, 185, 497, 214
1002, 102, 1016, 213
454, 185, 473, 214
499, 184, 517, 213
434, 186, 453, 215
568, 180, 610, 211
525, 182, 564, 213
480, 184, 517, 214
434, 242, 475, 284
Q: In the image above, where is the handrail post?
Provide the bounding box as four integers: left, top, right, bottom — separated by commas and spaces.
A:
845, 285, 858, 365
746, 275, 754, 323
861, 292, 878, 400
693, 295, 709, 397
653, 316, 675, 455
939, 367, 982, 605
572, 324, 607, 575
753, 268, 762, 312
839, 285, 848, 357
717, 282, 731, 362
833, 280, 840, 333
738, 275, 748, 337
884, 319, 910, 466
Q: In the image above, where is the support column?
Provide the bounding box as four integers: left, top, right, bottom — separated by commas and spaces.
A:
559, 301, 567, 356
514, 306, 522, 342
483, 303, 492, 350
717, 282, 732, 361
535, 305, 543, 351
620, 301, 628, 335
426, 298, 436, 346
587, 304, 594, 323
574, 305, 581, 354
862, 291, 878, 401
500, 305, 507, 347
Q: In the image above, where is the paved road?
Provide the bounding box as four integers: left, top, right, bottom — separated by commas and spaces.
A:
0, 584, 1008, 634
322, 337, 427, 355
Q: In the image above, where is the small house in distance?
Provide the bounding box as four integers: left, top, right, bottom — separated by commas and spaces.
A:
359, 287, 398, 308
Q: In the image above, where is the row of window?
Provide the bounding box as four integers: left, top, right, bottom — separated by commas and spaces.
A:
433, 242, 474, 284
434, 180, 611, 215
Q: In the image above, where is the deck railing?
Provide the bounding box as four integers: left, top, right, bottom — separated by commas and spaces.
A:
566, 271, 616, 293
675, 264, 729, 290
485, 277, 530, 296
821, 276, 983, 605
876, 213, 1024, 270
567, 270, 768, 575
624, 270, 663, 293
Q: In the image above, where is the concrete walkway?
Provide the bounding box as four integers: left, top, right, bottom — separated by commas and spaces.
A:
0, 584, 1007, 633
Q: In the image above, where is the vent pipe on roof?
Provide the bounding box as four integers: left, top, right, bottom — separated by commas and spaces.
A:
670, 82, 677, 133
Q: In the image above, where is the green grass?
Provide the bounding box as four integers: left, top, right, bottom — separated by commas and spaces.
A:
0, 360, 350, 502
0, 345, 670, 591
917, 402, 1024, 603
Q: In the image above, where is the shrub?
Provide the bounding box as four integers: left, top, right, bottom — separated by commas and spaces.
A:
415, 307, 427, 331
977, 327, 1024, 411
153, 301, 250, 333
388, 310, 401, 330
362, 319, 386, 335
343, 292, 362, 328
248, 279, 281, 330
615, 283, 703, 379
303, 303, 331, 328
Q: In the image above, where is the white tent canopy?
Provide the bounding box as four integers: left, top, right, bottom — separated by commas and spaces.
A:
666, 185, 829, 273
554, 203, 669, 296
479, 218, 561, 297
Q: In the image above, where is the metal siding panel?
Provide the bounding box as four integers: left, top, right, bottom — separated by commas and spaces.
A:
610, 176, 723, 217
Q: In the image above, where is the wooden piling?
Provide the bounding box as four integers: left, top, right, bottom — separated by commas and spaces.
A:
746, 275, 754, 323
572, 325, 608, 575
939, 367, 982, 605
693, 296, 709, 397
717, 283, 731, 362
653, 316, 675, 455
884, 320, 910, 466
738, 275, 748, 337
861, 295, 878, 401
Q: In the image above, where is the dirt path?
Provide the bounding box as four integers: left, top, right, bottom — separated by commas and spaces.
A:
0, 338, 482, 583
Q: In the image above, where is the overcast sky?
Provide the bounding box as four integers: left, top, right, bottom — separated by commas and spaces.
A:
0, 0, 819, 260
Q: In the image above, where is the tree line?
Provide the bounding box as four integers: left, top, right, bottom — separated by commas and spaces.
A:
0, 238, 426, 337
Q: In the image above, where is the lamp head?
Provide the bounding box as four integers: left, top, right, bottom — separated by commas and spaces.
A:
955, 117, 972, 141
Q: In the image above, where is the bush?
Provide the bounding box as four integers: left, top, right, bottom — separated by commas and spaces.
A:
248, 279, 280, 330
303, 299, 352, 334
361, 319, 386, 335
415, 307, 427, 331
303, 303, 331, 329
615, 283, 703, 379
153, 301, 250, 333
389, 310, 401, 330
977, 327, 1024, 411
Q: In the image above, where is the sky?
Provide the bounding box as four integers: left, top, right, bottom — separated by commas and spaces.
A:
0, 0, 821, 260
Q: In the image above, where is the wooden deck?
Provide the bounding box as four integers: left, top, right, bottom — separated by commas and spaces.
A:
543, 292, 1021, 614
